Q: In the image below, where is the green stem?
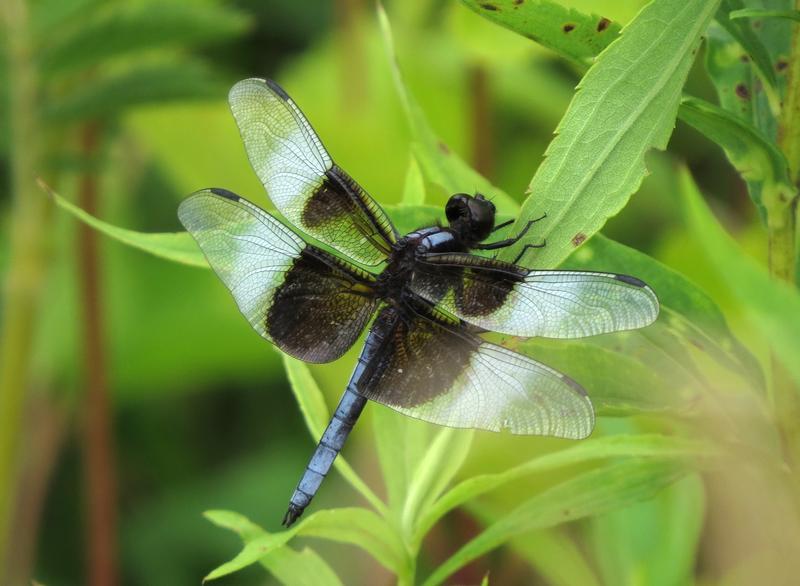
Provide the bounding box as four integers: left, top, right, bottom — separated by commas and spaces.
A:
77, 121, 120, 586
774, 0, 800, 488
777, 4, 800, 286
396, 553, 416, 586
0, 0, 47, 580
768, 213, 797, 284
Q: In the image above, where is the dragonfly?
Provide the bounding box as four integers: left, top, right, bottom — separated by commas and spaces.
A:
178, 78, 659, 527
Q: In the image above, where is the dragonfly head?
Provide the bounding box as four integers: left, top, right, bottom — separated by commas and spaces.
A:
445, 192, 496, 243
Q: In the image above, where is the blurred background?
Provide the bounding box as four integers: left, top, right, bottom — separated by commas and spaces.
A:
0, 0, 782, 584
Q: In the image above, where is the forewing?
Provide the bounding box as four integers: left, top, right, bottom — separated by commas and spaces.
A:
228, 78, 397, 266
411, 253, 659, 338
178, 188, 377, 363
356, 307, 594, 438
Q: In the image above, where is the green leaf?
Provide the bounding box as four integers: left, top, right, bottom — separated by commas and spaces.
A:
204, 507, 403, 580
47, 181, 438, 274
715, 0, 781, 113
43, 181, 207, 267
590, 473, 705, 586
401, 154, 426, 206
402, 427, 473, 542
416, 434, 710, 540
372, 406, 413, 513
679, 95, 796, 222
731, 8, 800, 21
206, 511, 343, 586
504, 528, 600, 586
505, 0, 719, 267
563, 234, 764, 390
459, 0, 620, 67
705, 21, 760, 124
678, 166, 800, 386
423, 458, 692, 586
259, 546, 343, 586
705, 1, 791, 141
43, 60, 225, 123
282, 356, 387, 517
38, 2, 250, 75
519, 335, 694, 416
378, 5, 519, 214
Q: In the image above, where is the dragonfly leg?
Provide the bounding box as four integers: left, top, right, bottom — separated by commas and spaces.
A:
476, 213, 547, 251
511, 240, 547, 265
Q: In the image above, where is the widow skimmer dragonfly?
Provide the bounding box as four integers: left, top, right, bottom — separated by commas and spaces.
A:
179, 78, 659, 527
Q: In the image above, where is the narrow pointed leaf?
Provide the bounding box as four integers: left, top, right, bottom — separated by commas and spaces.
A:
679, 96, 795, 221
378, 5, 518, 213
504, 0, 719, 267
43, 181, 207, 266
423, 459, 692, 586
260, 546, 343, 586
715, 0, 781, 111
205, 510, 344, 585
401, 154, 426, 206
679, 167, 800, 386
402, 427, 473, 540
204, 507, 403, 580
416, 434, 710, 539
44, 61, 225, 123
731, 8, 800, 21
39, 2, 249, 75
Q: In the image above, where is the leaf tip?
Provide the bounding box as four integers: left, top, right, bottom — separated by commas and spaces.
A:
36, 177, 55, 199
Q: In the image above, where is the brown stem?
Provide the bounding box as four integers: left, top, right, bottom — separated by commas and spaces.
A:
78, 121, 119, 586
469, 64, 494, 179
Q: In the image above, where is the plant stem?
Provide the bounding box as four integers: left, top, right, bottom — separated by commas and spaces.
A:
776, 1, 800, 285
469, 63, 494, 178
768, 214, 797, 284
0, 0, 47, 580
775, 0, 800, 485
6, 394, 66, 586
77, 121, 120, 586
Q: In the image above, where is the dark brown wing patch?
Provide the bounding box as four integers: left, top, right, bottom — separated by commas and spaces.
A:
299, 166, 396, 260
456, 266, 521, 316
412, 253, 527, 318
266, 248, 377, 363
358, 306, 478, 407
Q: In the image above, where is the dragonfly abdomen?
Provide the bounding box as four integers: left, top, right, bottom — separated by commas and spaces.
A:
282, 385, 367, 527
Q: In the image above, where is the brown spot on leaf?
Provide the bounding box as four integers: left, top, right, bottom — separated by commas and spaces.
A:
778, 59, 789, 72
572, 233, 586, 247
480, 2, 499, 10
597, 17, 611, 32
437, 141, 450, 154
740, 54, 750, 63
753, 20, 762, 29
563, 23, 576, 33
513, 0, 524, 4
735, 83, 750, 100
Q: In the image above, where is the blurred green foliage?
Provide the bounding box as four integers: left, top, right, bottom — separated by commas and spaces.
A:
3, 0, 800, 585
